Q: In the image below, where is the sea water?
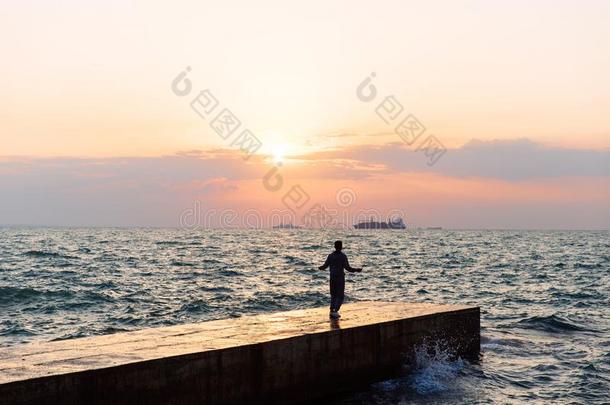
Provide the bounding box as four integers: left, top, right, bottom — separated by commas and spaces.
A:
0, 228, 608, 404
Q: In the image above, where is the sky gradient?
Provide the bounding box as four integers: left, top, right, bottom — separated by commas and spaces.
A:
1, 0, 609, 228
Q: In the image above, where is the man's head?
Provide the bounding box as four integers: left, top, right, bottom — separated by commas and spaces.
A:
334, 240, 343, 251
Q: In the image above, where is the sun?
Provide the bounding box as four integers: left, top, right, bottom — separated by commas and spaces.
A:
272, 145, 286, 165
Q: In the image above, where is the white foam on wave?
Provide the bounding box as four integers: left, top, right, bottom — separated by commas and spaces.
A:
480, 334, 526, 350
409, 341, 466, 395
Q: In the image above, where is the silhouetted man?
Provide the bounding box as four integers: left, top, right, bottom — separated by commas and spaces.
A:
319, 240, 362, 318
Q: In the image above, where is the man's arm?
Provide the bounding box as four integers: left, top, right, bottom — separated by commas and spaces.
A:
344, 254, 362, 272
318, 255, 330, 270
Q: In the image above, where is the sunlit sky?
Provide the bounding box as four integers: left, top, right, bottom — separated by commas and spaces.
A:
1, 0, 609, 228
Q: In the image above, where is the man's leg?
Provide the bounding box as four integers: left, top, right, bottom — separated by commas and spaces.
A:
335, 274, 345, 312
329, 276, 337, 312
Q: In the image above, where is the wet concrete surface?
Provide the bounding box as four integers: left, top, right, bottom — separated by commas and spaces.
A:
1, 301, 480, 404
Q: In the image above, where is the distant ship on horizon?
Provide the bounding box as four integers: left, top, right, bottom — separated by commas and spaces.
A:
354, 217, 406, 229
272, 223, 302, 229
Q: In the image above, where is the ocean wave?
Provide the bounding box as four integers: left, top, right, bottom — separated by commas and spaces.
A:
480, 335, 526, 349
516, 314, 596, 334
0, 322, 36, 337
283, 255, 309, 266
155, 240, 183, 246
51, 330, 91, 341
218, 268, 244, 277
170, 260, 196, 267
24, 250, 61, 258
0, 286, 114, 308
24, 250, 78, 260
201, 258, 221, 264
0, 286, 71, 305
179, 299, 212, 314
200, 285, 232, 293
574, 262, 602, 269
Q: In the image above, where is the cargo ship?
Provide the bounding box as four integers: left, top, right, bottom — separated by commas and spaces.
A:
353, 217, 406, 229
272, 223, 302, 229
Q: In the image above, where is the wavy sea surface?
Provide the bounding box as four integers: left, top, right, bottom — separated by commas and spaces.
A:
0, 228, 608, 404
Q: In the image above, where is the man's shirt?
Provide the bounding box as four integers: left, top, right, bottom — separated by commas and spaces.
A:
320, 251, 356, 277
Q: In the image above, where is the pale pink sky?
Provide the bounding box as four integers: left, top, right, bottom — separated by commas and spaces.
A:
1, 1, 609, 228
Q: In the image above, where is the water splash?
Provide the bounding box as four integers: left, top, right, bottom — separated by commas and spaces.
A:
408, 341, 466, 395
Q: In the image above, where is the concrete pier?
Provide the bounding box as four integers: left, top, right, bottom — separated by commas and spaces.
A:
0, 302, 479, 404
